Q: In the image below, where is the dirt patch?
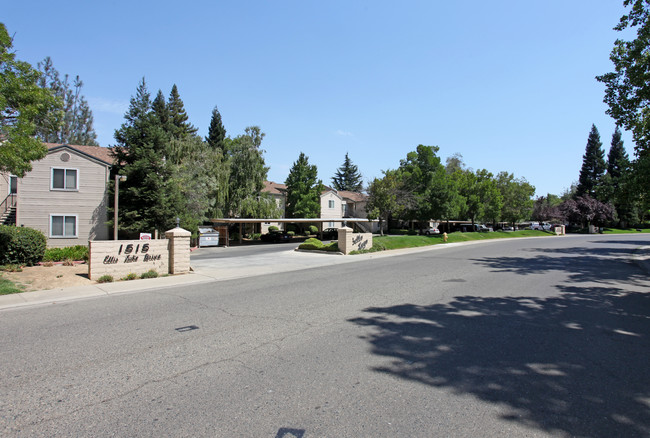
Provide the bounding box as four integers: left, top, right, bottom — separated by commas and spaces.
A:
2, 264, 94, 292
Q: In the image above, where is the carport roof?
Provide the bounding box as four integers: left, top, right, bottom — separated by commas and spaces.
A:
209, 218, 377, 224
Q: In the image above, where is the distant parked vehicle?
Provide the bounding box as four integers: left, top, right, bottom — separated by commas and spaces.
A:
530, 222, 552, 231
260, 231, 292, 243
321, 228, 339, 240
501, 226, 514, 232
422, 227, 440, 235
477, 224, 493, 232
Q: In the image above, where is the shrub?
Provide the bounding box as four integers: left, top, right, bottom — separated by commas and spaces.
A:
268, 226, 279, 232
250, 233, 261, 241
122, 273, 138, 281
43, 245, 89, 262
97, 275, 113, 283
140, 270, 158, 279
308, 225, 319, 234
0, 225, 47, 266
298, 238, 339, 252
287, 231, 295, 236
0, 264, 23, 272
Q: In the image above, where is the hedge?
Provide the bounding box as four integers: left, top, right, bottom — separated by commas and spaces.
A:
42, 245, 89, 262
0, 225, 47, 266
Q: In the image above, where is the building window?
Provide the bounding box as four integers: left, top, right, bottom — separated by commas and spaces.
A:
51, 168, 78, 190
50, 215, 77, 238
328, 200, 335, 209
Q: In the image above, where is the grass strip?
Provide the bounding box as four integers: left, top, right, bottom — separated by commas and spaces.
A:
354, 230, 554, 254
0, 276, 24, 295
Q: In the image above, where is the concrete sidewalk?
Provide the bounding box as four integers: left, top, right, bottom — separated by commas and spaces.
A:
1, 238, 648, 311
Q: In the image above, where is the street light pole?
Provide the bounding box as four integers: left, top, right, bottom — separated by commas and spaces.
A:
114, 175, 126, 240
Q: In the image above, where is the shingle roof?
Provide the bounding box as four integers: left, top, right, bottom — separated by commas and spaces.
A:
45, 143, 116, 166
262, 181, 287, 195
337, 190, 367, 203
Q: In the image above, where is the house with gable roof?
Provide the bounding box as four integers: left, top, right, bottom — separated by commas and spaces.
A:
1, 143, 114, 247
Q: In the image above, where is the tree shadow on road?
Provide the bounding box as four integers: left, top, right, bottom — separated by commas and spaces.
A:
471, 244, 648, 285
349, 243, 650, 437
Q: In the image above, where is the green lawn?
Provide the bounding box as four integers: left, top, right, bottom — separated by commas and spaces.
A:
601, 228, 650, 234
0, 276, 24, 295
357, 230, 553, 253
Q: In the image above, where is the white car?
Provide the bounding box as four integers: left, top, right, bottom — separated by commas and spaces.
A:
422, 227, 440, 235
530, 222, 552, 231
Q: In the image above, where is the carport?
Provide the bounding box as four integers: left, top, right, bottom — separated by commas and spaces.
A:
209, 217, 378, 246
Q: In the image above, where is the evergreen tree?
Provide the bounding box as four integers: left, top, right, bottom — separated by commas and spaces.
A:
605, 127, 637, 225
607, 126, 630, 190
110, 78, 181, 236
576, 125, 607, 199
151, 89, 169, 131
206, 106, 227, 152
0, 24, 60, 176
285, 152, 323, 218
332, 153, 363, 192
35, 56, 98, 145
166, 84, 197, 139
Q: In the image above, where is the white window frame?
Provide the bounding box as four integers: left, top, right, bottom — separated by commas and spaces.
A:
51, 168, 79, 191
328, 200, 335, 209
49, 214, 78, 238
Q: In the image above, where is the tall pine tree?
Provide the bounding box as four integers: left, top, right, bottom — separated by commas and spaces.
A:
607, 126, 630, 192
332, 153, 363, 192
111, 78, 181, 236
576, 124, 607, 199
34, 56, 98, 145
606, 126, 637, 225
166, 84, 197, 139
285, 152, 323, 218
206, 106, 227, 152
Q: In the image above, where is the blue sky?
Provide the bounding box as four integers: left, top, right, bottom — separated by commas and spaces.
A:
4, 1, 635, 197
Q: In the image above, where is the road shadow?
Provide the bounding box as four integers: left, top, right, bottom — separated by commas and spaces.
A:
349, 241, 650, 437
471, 244, 648, 285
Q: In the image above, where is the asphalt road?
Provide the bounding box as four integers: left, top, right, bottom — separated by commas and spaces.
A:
1, 235, 649, 437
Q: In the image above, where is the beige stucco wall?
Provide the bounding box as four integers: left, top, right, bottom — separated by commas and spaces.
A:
88, 239, 169, 280
321, 191, 343, 228
16, 149, 110, 247
337, 227, 373, 255
0, 173, 10, 198
261, 193, 286, 233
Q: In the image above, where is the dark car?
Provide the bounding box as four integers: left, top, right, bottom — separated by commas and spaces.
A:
260, 231, 292, 243
321, 228, 339, 240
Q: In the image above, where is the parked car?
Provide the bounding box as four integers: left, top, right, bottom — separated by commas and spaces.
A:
501, 226, 514, 232
321, 228, 339, 240
422, 227, 440, 235
477, 224, 493, 232
260, 231, 292, 243
530, 222, 552, 231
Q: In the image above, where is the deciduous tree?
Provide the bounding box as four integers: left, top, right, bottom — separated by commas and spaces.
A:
0, 24, 60, 177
